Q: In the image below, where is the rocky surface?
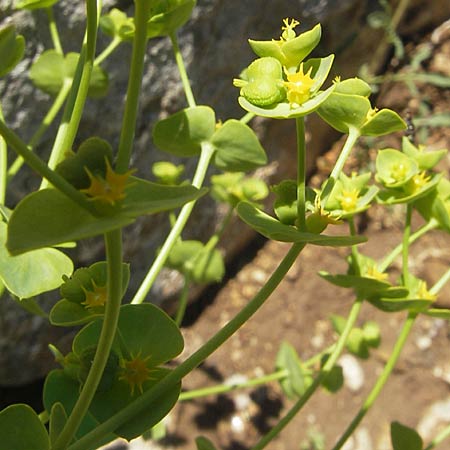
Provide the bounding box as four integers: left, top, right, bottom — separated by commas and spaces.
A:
1, 0, 449, 385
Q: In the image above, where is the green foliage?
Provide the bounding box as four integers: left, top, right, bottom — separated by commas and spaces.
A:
196, 436, 218, 450
0, 25, 25, 77
30, 50, 108, 97
390, 421, 423, 450
15, 0, 59, 10
0, 404, 50, 450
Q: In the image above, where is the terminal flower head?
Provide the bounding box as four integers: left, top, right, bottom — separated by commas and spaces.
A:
283, 63, 315, 108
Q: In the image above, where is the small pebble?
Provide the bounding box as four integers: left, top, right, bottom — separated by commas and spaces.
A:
339, 354, 365, 392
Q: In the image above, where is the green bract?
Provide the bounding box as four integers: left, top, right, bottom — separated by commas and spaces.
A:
210, 172, 268, 207
44, 304, 183, 441
152, 161, 185, 185
0, 25, 25, 78
248, 20, 321, 71
49, 261, 130, 326
99, 8, 134, 42
0, 222, 73, 299
122, 0, 196, 40
317, 78, 406, 135
376, 149, 419, 188
0, 404, 50, 450
153, 106, 268, 172
15, 0, 58, 10
30, 50, 108, 97
7, 181, 206, 254
401, 136, 447, 170
237, 55, 335, 119
237, 202, 366, 247
325, 172, 379, 218
165, 239, 225, 284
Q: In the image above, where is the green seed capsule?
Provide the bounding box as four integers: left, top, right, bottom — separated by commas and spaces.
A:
246, 56, 283, 81
241, 77, 286, 107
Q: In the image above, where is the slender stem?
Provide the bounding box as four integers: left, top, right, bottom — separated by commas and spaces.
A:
179, 370, 289, 401
296, 117, 306, 231
0, 104, 7, 204
329, 127, 360, 181
8, 80, 71, 179
131, 142, 215, 305
68, 242, 306, 450
430, 266, 450, 296
94, 36, 121, 66
205, 205, 234, 251
331, 312, 417, 450
116, 0, 151, 173
175, 274, 190, 326
0, 119, 98, 214
38, 410, 49, 425
378, 219, 438, 272
251, 297, 364, 450
240, 112, 255, 124
46, 7, 63, 54
348, 217, 361, 275
52, 229, 123, 450
41, 0, 100, 188
424, 423, 450, 450
170, 31, 196, 108
402, 204, 413, 284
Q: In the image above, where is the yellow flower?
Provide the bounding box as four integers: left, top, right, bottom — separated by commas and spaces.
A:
416, 280, 436, 302
81, 280, 107, 310
337, 188, 360, 212
283, 64, 315, 108
81, 158, 134, 205
279, 18, 300, 41
119, 352, 154, 396
406, 171, 431, 194
365, 264, 388, 282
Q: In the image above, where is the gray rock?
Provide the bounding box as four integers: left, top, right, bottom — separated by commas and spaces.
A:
1, 0, 449, 385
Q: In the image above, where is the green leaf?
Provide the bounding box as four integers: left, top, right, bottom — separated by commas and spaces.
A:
212, 120, 267, 172
15, 0, 58, 9
147, 0, 196, 38
391, 421, 423, 450
333, 78, 371, 96
152, 161, 185, 185
321, 362, 343, 393
238, 84, 335, 119
99, 8, 134, 42
276, 342, 312, 399
423, 308, 450, 319
317, 92, 371, 133
360, 109, 406, 136
272, 179, 298, 225
153, 106, 216, 157
7, 180, 205, 254
0, 222, 73, 299
0, 25, 25, 77
196, 436, 218, 450
30, 50, 108, 97
375, 149, 419, 188
236, 202, 366, 246
49, 403, 67, 446
0, 404, 49, 450
402, 137, 447, 171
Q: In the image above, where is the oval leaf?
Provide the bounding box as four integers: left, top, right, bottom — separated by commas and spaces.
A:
0, 222, 73, 299
0, 404, 49, 450
0, 25, 25, 77
212, 119, 267, 172
391, 421, 423, 450
153, 106, 216, 157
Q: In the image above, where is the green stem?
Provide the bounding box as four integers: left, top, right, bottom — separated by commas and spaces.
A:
331, 311, 417, 450
0, 104, 7, 204
240, 112, 255, 124
46, 7, 63, 54
402, 204, 413, 284
378, 219, 438, 272
0, 119, 98, 214
52, 229, 123, 450
424, 423, 450, 450
41, 0, 100, 188
170, 31, 196, 108
67, 242, 306, 450
205, 205, 234, 251
175, 274, 190, 326
296, 117, 306, 231
251, 296, 364, 450
116, 0, 151, 173
8, 80, 71, 179
329, 127, 360, 181
430, 266, 450, 296
348, 217, 361, 275
180, 370, 289, 401
94, 36, 121, 66
131, 142, 215, 305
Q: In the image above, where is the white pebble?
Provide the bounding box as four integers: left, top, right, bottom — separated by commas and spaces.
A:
339, 354, 365, 392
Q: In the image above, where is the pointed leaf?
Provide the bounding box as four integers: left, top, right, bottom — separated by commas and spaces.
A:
360, 109, 406, 136
0, 404, 49, 450
15, 0, 58, 9
0, 25, 25, 77
391, 421, 423, 450
237, 202, 366, 246
0, 222, 73, 299
49, 403, 67, 446
153, 106, 216, 157
212, 120, 267, 172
